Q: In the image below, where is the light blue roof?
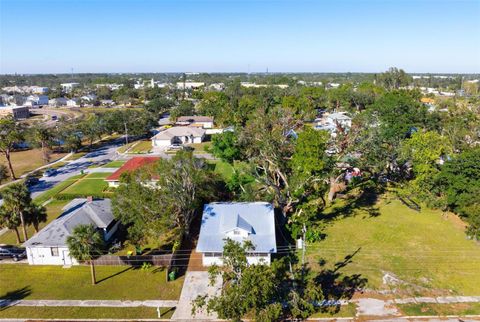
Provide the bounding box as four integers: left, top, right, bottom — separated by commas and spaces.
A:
196, 202, 277, 253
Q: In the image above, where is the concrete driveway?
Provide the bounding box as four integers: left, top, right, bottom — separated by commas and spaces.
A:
171, 271, 221, 320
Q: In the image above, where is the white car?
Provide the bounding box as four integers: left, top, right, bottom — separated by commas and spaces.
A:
164, 144, 184, 152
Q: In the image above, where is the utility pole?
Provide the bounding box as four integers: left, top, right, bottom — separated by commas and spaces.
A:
301, 224, 306, 271
124, 121, 128, 145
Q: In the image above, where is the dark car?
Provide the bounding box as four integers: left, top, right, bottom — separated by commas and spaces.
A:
43, 168, 56, 177
0, 246, 26, 261
25, 176, 40, 186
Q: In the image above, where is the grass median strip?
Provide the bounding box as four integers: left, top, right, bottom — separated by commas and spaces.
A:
398, 302, 480, 316
0, 306, 175, 319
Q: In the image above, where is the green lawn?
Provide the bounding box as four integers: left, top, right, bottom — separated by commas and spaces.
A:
214, 161, 235, 180
130, 140, 152, 153
0, 306, 175, 320
102, 160, 125, 168
306, 195, 480, 296
0, 264, 184, 300
33, 174, 85, 205
0, 200, 69, 245
189, 142, 210, 154
59, 172, 110, 197
399, 302, 480, 316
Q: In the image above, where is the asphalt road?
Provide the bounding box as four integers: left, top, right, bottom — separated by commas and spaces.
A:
29, 141, 124, 200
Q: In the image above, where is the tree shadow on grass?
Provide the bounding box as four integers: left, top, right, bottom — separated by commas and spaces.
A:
95, 266, 133, 284
313, 248, 368, 314
0, 286, 32, 310
323, 188, 381, 222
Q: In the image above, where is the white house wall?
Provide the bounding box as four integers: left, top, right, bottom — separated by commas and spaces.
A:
202, 254, 271, 266
27, 247, 77, 265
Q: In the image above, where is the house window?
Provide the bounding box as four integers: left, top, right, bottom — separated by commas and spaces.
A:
233, 230, 240, 235
51, 247, 59, 257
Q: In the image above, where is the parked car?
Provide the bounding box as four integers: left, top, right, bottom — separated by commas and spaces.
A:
43, 168, 56, 177
0, 246, 26, 261
164, 144, 184, 152
25, 175, 39, 186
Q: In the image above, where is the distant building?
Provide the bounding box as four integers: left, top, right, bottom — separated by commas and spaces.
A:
49, 97, 68, 107
240, 82, 288, 89
176, 82, 205, 90
81, 94, 97, 103
176, 116, 214, 129
100, 99, 115, 106
24, 198, 119, 266
32, 87, 49, 94
25, 95, 49, 107
66, 98, 80, 107
151, 126, 206, 148
208, 83, 225, 91
96, 83, 123, 90
196, 202, 277, 266
315, 112, 352, 137
0, 105, 29, 120
61, 83, 80, 93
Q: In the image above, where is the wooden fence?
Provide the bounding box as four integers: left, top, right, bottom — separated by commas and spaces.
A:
92, 254, 173, 267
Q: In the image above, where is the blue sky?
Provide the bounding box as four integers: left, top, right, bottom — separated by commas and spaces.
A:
1, 0, 479, 74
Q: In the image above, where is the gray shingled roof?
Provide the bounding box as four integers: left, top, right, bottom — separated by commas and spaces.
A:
152, 126, 205, 140
24, 199, 114, 248
196, 202, 277, 253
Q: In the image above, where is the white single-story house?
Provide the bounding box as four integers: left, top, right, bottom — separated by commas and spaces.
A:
24, 198, 119, 265
176, 116, 214, 129
196, 202, 277, 266
151, 126, 206, 148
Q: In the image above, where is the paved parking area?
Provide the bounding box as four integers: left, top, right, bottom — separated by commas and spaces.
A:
171, 271, 221, 320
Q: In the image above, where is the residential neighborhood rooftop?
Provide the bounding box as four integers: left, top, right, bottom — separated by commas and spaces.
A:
24, 198, 114, 247
152, 126, 206, 140
105, 157, 160, 182
196, 202, 277, 253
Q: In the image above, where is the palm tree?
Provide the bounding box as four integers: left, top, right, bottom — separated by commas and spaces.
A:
0, 206, 21, 243
27, 204, 47, 233
66, 224, 104, 285
1, 182, 33, 242
0, 116, 25, 180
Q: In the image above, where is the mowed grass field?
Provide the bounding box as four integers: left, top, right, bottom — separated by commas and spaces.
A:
0, 200, 69, 245
0, 149, 67, 179
59, 172, 111, 196
307, 195, 480, 296
0, 307, 175, 320
0, 264, 184, 301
